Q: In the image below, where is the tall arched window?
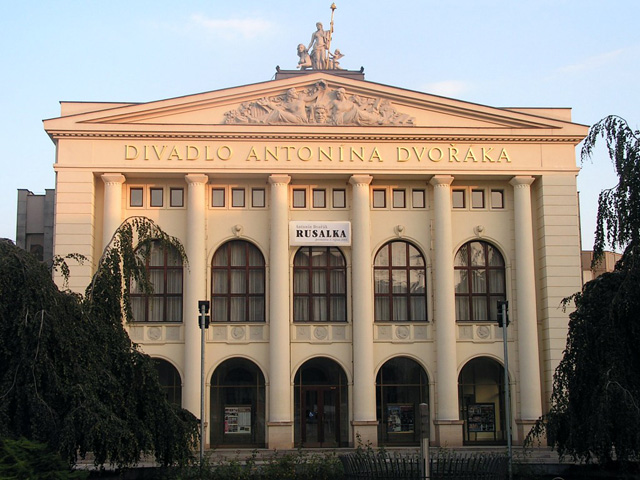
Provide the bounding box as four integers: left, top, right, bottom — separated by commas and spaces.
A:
374, 241, 427, 321
130, 240, 183, 322
211, 240, 265, 322
454, 241, 505, 322
293, 247, 346, 322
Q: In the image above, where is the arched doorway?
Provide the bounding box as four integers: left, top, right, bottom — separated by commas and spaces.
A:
153, 358, 182, 407
376, 357, 429, 445
458, 357, 506, 445
210, 358, 266, 447
294, 358, 348, 447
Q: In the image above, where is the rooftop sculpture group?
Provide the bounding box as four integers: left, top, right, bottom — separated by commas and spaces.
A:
222, 4, 415, 126
297, 4, 343, 70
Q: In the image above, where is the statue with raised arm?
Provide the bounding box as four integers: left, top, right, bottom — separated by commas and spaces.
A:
308, 22, 329, 70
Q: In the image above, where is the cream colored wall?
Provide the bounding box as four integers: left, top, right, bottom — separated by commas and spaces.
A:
533, 174, 582, 410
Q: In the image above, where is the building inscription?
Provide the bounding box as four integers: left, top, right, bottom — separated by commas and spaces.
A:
124, 144, 512, 164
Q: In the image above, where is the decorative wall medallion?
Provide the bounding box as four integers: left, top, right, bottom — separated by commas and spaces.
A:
147, 327, 162, 341
231, 326, 245, 340
414, 326, 429, 340
165, 326, 181, 341
249, 326, 263, 340
477, 326, 491, 339
296, 326, 310, 340
459, 325, 473, 339
333, 326, 346, 340
212, 326, 226, 340
378, 325, 392, 340
314, 326, 328, 340
396, 325, 410, 340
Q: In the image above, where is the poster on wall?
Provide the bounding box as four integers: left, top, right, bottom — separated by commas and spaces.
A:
224, 405, 252, 434
467, 403, 496, 433
386, 404, 415, 433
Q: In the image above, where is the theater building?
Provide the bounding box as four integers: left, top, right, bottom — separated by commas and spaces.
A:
43, 64, 588, 449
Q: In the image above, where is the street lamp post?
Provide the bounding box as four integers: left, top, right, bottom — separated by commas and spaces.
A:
198, 300, 210, 465
497, 300, 513, 480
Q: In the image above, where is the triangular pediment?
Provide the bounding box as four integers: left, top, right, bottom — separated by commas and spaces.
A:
44, 72, 587, 140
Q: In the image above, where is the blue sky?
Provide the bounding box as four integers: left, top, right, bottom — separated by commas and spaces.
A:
1, 0, 639, 249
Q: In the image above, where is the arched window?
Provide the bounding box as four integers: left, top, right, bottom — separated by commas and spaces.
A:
454, 241, 505, 322
374, 241, 427, 321
130, 240, 183, 322
293, 247, 347, 322
154, 359, 182, 407
211, 240, 265, 322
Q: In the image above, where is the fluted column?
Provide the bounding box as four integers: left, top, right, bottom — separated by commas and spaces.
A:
183, 174, 209, 416
430, 175, 462, 445
510, 176, 542, 421
267, 174, 293, 448
101, 174, 125, 251
349, 175, 378, 444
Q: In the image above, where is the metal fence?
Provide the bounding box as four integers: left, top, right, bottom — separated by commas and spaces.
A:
340, 451, 508, 480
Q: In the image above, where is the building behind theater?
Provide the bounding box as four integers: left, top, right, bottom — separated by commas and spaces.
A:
37, 25, 589, 450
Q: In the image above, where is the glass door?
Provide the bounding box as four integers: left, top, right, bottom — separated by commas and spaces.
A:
301, 386, 339, 447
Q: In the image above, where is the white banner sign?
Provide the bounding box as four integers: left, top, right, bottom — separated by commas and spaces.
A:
289, 221, 351, 246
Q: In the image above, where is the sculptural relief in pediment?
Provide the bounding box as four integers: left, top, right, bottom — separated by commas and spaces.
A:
222, 81, 415, 126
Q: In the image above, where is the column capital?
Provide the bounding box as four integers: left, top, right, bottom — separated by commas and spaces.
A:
268, 174, 291, 186
510, 176, 535, 188
185, 173, 209, 185
349, 174, 373, 186
430, 175, 454, 187
101, 173, 125, 185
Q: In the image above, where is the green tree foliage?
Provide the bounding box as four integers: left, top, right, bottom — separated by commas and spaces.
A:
0, 217, 198, 468
0, 437, 88, 479
532, 116, 640, 464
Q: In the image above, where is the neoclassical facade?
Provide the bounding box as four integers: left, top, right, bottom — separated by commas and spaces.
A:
44, 69, 588, 449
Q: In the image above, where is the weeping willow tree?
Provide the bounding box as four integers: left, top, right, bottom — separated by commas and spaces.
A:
530, 116, 640, 465
0, 217, 198, 468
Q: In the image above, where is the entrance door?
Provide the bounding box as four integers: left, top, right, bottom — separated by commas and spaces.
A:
301, 386, 339, 447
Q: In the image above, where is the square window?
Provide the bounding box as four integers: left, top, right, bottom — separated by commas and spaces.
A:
211, 188, 225, 207
471, 189, 485, 209
293, 189, 306, 208
252, 188, 265, 208
231, 188, 245, 207
130, 187, 143, 207
332, 189, 346, 208
491, 189, 504, 209
392, 189, 406, 208
452, 190, 465, 209
170, 188, 184, 207
150, 187, 163, 207
313, 189, 326, 208
373, 189, 386, 208
412, 189, 426, 208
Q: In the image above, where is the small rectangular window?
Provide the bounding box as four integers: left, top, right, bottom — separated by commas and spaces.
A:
231, 188, 245, 207
130, 187, 143, 207
392, 189, 406, 208
170, 188, 184, 207
211, 188, 225, 207
452, 190, 465, 209
471, 189, 485, 209
412, 189, 425, 208
491, 189, 504, 209
150, 188, 163, 207
373, 189, 386, 208
332, 189, 346, 208
252, 188, 265, 208
293, 189, 306, 208
312, 189, 326, 208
